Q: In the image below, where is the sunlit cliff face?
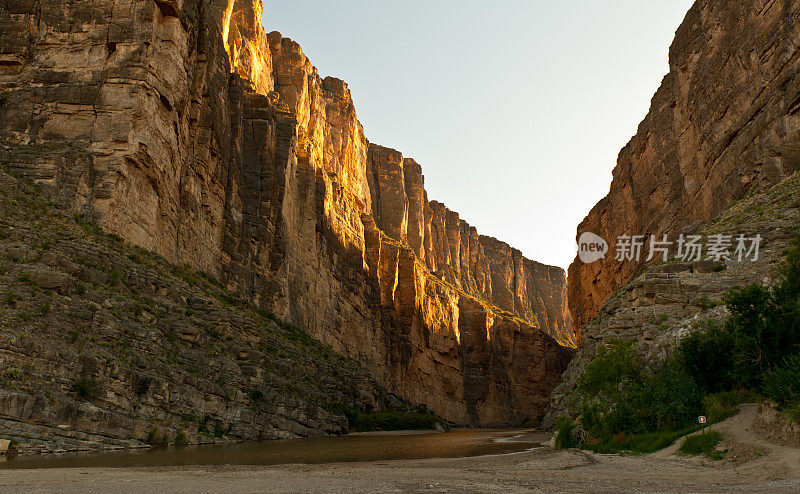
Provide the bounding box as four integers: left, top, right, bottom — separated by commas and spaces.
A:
222, 0, 273, 95
221, 0, 374, 262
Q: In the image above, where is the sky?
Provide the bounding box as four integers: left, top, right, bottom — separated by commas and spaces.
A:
261, 0, 696, 271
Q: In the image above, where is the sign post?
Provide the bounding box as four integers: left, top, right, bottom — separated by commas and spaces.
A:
698, 415, 707, 434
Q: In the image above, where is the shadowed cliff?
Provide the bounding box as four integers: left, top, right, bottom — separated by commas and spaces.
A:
569, 0, 800, 331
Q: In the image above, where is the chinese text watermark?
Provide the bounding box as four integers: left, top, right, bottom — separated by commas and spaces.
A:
577, 233, 762, 264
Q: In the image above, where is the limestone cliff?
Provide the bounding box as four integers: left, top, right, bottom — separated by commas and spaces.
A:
569, 0, 800, 330
546, 171, 800, 426
0, 167, 411, 452
0, 0, 572, 426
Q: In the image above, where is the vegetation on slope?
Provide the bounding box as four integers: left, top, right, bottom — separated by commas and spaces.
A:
678, 430, 724, 459
0, 165, 432, 450
555, 236, 800, 454
680, 236, 800, 416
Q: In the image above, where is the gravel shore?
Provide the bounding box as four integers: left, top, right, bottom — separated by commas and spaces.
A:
2, 405, 798, 493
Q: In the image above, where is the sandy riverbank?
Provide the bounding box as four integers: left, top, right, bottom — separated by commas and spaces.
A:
1, 405, 798, 493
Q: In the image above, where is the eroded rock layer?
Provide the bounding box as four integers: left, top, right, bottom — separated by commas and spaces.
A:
0, 0, 573, 425
546, 171, 800, 426
569, 0, 800, 330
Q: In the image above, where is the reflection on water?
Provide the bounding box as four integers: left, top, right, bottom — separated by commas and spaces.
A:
0, 429, 540, 470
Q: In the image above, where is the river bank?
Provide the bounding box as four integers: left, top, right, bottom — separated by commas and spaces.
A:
0, 443, 797, 494
0, 429, 539, 470
1, 407, 799, 493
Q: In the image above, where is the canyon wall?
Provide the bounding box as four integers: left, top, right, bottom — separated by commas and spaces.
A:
569, 0, 800, 329
0, 0, 573, 425
546, 169, 800, 426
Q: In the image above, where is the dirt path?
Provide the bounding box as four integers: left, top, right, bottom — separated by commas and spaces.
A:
1, 405, 798, 493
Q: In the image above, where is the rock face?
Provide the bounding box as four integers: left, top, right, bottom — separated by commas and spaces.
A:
569, 0, 800, 330
0, 0, 573, 425
545, 171, 800, 425
0, 168, 410, 452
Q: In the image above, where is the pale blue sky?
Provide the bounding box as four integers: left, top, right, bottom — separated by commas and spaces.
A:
262, 1, 695, 270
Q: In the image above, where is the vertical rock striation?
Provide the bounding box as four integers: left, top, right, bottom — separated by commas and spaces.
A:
0, 0, 573, 425
569, 0, 800, 330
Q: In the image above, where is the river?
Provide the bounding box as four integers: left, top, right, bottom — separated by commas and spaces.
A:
0, 429, 542, 469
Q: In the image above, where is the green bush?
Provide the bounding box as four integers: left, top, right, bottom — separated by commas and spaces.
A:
785, 402, 800, 425
146, 428, 168, 446
702, 390, 755, 423
589, 426, 700, 455
724, 285, 781, 385
678, 430, 723, 458
678, 321, 737, 393
578, 342, 702, 438
0, 368, 23, 387
553, 417, 580, 449
72, 376, 102, 399
761, 354, 800, 406
680, 237, 800, 393
174, 429, 188, 446
635, 359, 703, 432
108, 269, 122, 287
728, 238, 800, 378
577, 339, 643, 397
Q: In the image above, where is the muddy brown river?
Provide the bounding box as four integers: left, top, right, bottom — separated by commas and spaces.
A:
0, 429, 540, 469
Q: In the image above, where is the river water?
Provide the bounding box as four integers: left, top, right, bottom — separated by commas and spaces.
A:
0, 429, 542, 469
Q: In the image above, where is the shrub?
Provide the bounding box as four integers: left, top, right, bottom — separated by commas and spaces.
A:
72, 376, 102, 399
577, 341, 702, 438
724, 284, 779, 383
698, 296, 721, 310
680, 237, 800, 393
785, 402, 800, 425
761, 354, 800, 406
553, 417, 581, 449
589, 426, 698, 455
678, 430, 723, 458
0, 368, 23, 387
702, 390, 755, 424
212, 422, 226, 438
174, 429, 188, 446
108, 269, 122, 287
146, 428, 167, 446
519, 416, 542, 428
726, 238, 800, 381
637, 359, 703, 432
133, 376, 151, 396
577, 339, 643, 397
678, 321, 737, 393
